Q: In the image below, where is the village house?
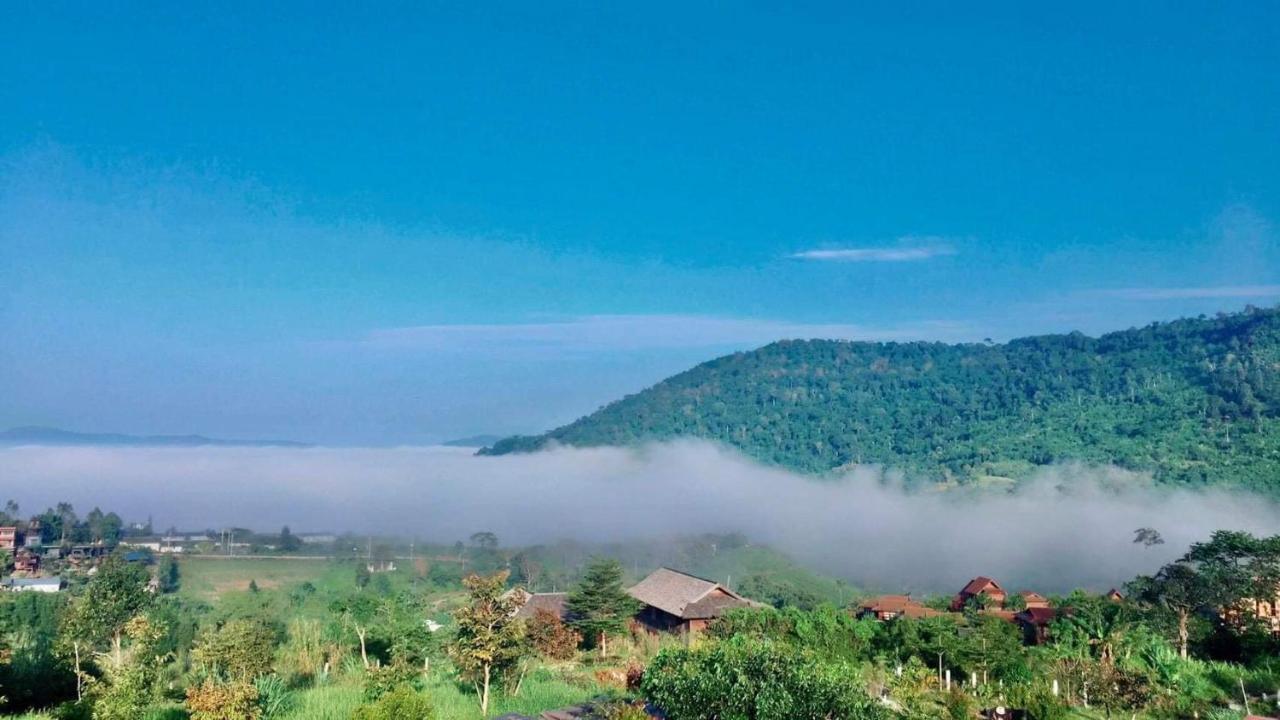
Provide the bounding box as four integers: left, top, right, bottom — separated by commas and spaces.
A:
856, 594, 945, 621
1015, 607, 1061, 645
2, 576, 63, 593
512, 591, 570, 621
13, 549, 40, 574
507, 567, 762, 637
23, 522, 42, 548
627, 567, 761, 636
1017, 591, 1050, 609
951, 576, 1007, 611
0, 526, 19, 551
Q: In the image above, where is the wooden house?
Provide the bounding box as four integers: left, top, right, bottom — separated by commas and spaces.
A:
0, 527, 18, 551
856, 595, 944, 621
627, 567, 761, 636
13, 549, 39, 574
1015, 607, 1060, 645
951, 576, 1007, 611
1016, 591, 1050, 609
512, 592, 570, 621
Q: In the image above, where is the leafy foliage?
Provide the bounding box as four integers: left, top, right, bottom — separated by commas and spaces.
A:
565, 558, 640, 654
525, 608, 582, 660
351, 684, 435, 720
448, 571, 526, 715
185, 679, 262, 720
487, 306, 1280, 490
641, 636, 890, 720
191, 618, 279, 681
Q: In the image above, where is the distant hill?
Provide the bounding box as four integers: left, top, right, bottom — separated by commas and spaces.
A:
441, 434, 504, 448
0, 426, 312, 448
483, 306, 1280, 491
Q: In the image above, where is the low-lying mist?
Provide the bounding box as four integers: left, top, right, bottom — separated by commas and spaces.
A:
2, 440, 1276, 594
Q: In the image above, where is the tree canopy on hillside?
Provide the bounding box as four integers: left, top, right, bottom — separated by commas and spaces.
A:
485, 306, 1280, 491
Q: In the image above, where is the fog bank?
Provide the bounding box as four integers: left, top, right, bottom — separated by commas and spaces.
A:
2, 441, 1276, 593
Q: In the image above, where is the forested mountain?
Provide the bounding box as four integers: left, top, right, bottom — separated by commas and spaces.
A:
484, 306, 1280, 490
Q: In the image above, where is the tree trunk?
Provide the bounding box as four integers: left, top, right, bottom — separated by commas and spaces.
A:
599, 631, 607, 658
73, 641, 83, 701
1178, 609, 1189, 660
481, 663, 491, 716
357, 627, 369, 668
113, 630, 123, 670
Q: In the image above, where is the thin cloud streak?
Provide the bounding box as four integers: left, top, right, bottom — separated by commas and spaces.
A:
1096, 285, 1280, 301
790, 240, 958, 263
362, 315, 974, 353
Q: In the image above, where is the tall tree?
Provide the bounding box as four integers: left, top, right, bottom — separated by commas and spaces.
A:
1128, 562, 1207, 659
565, 558, 640, 657
449, 571, 525, 716
331, 593, 380, 668
63, 554, 152, 673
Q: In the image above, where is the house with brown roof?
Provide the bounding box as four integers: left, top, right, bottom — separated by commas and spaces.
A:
0, 527, 18, 551
951, 577, 1007, 611
513, 592, 570, 621
13, 549, 39, 574
1015, 607, 1061, 645
627, 567, 760, 636
856, 595, 944, 621
1016, 591, 1049, 609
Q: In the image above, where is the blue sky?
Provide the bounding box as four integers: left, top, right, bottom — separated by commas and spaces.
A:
2, 3, 1278, 444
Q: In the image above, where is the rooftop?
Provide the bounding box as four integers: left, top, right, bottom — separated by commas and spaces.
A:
628, 567, 756, 620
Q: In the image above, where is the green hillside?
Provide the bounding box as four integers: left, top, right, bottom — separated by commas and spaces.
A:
483, 306, 1280, 491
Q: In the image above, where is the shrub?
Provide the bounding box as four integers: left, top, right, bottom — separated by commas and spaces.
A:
191, 619, 279, 681
361, 663, 417, 702
351, 685, 434, 720
185, 679, 261, 720
527, 609, 582, 660
641, 637, 888, 720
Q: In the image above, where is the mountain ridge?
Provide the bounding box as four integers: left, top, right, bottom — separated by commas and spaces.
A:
482, 306, 1280, 491
0, 426, 312, 448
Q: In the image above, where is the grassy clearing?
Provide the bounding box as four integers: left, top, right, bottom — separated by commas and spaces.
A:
276, 666, 604, 720
177, 556, 339, 601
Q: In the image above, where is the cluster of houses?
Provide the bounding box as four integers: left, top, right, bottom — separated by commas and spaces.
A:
509, 569, 1134, 647
511, 567, 765, 636
857, 576, 1124, 645
1, 523, 166, 594
1, 524, 63, 592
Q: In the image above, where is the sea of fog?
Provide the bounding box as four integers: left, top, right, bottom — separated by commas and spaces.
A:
2, 440, 1277, 594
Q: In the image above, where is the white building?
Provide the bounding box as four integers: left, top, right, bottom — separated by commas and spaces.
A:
2, 577, 63, 593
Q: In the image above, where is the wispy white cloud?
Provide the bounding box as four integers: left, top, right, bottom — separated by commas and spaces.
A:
790, 238, 958, 263
362, 314, 972, 353
1096, 285, 1280, 301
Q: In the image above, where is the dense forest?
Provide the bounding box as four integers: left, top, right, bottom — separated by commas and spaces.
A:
484, 306, 1280, 491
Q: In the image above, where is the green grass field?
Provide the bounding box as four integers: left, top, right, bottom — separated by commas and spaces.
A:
176, 556, 339, 601
274, 668, 606, 720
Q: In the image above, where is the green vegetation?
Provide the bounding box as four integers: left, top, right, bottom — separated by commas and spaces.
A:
486, 306, 1280, 491
7, 495, 1280, 719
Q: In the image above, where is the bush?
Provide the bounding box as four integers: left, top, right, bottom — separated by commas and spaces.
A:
641, 636, 888, 720
351, 685, 434, 720
527, 609, 582, 660
361, 663, 418, 702
51, 700, 93, 720
185, 679, 261, 720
